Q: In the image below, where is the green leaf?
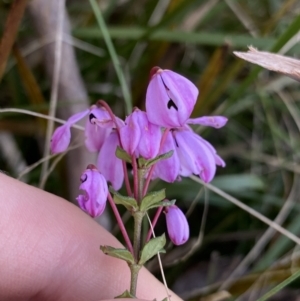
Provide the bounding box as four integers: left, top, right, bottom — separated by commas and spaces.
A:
138, 150, 173, 168
140, 189, 166, 211
139, 234, 166, 265
115, 146, 132, 163
115, 290, 135, 298
100, 245, 135, 264
109, 187, 138, 211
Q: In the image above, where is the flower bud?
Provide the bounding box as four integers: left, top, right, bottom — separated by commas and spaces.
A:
76, 165, 108, 218
146, 67, 198, 128
165, 205, 189, 245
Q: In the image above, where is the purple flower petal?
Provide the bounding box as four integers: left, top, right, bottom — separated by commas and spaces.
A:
76, 166, 108, 218
215, 154, 226, 167
84, 119, 111, 152
120, 110, 141, 155
89, 106, 124, 129
152, 131, 180, 182
51, 109, 90, 154
97, 131, 124, 190
166, 205, 189, 245
50, 124, 71, 153
187, 116, 228, 128
146, 68, 198, 128
174, 130, 216, 183
67, 109, 90, 124
135, 111, 161, 159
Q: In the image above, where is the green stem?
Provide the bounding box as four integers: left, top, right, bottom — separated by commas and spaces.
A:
138, 168, 146, 202
129, 168, 146, 296
133, 211, 143, 260
129, 211, 143, 296
129, 263, 141, 296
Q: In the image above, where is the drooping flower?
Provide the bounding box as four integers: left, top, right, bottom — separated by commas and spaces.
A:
119, 109, 162, 159
50, 105, 122, 154
86, 106, 124, 152
135, 111, 161, 160
152, 130, 180, 183
119, 109, 142, 155
146, 67, 199, 128
165, 205, 189, 245
174, 129, 217, 183
51, 109, 89, 153
76, 165, 108, 218
151, 114, 227, 183
97, 131, 124, 190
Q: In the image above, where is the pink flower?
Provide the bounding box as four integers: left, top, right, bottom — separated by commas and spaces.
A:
97, 131, 124, 190
119, 109, 162, 159
152, 130, 180, 183
146, 67, 199, 128
50, 105, 122, 154
51, 109, 89, 153
174, 129, 217, 183
135, 111, 161, 160
76, 165, 108, 218
165, 205, 189, 245
119, 109, 142, 155
85, 106, 123, 152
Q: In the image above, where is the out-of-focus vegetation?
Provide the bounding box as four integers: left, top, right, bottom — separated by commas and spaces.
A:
1, 0, 300, 300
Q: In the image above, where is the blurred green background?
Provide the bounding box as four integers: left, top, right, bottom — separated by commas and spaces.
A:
1, 0, 300, 300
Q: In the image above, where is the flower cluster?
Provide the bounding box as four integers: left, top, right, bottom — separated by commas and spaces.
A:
50, 67, 227, 246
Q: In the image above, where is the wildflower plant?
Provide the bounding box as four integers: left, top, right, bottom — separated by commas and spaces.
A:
50, 67, 227, 298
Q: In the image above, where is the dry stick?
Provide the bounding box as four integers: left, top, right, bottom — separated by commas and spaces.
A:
0, 108, 84, 130
145, 206, 163, 243
39, 0, 65, 188
0, 0, 28, 81
220, 176, 299, 290
17, 144, 82, 180
146, 213, 171, 301
191, 175, 300, 246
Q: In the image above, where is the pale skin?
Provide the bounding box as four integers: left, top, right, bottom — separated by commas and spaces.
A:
0, 173, 182, 301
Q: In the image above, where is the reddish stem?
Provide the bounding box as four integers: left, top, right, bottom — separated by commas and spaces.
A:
142, 128, 170, 196
145, 206, 163, 242
107, 191, 134, 254
131, 154, 138, 200
98, 100, 133, 197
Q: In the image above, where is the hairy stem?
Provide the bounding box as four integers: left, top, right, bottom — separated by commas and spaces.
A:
129, 263, 141, 297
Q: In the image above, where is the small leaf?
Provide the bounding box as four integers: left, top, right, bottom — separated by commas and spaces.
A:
140, 189, 166, 211
115, 146, 132, 163
115, 290, 135, 298
138, 150, 173, 168
110, 187, 138, 211
139, 234, 166, 265
143, 199, 176, 211
100, 245, 135, 264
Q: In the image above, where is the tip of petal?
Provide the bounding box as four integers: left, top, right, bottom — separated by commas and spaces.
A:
149, 66, 161, 80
